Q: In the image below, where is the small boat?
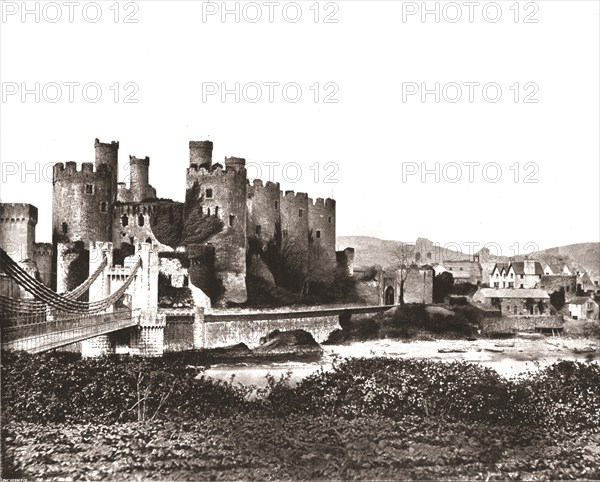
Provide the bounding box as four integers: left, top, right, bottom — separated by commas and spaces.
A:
572, 346, 597, 354
484, 347, 505, 353
438, 348, 467, 353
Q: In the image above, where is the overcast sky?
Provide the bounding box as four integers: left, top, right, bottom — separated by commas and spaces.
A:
1, 0, 598, 257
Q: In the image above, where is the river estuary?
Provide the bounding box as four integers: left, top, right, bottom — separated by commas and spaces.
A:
203, 337, 599, 387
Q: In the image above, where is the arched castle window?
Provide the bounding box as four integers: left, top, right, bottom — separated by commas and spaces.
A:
138, 214, 144, 227
122, 215, 129, 227
229, 215, 235, 227
206, 208, 211, 217
328, 216, 332, 223
61, 222, 68, 234
206, 188, 213, 199
85, 184, 94, 195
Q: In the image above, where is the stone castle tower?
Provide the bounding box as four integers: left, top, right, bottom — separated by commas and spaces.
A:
51, 138, 337, 305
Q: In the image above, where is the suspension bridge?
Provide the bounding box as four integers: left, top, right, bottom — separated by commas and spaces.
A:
0, 242, 164, 355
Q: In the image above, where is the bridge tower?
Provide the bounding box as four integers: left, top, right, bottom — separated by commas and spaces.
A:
81, 242, 165, 357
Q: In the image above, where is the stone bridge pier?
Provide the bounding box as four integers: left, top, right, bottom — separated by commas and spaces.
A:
81, 242, 165, 357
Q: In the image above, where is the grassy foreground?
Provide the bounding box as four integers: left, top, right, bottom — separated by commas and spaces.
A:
2, 351, 600, 480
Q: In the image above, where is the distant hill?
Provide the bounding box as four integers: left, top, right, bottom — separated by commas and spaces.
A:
337, 236, 600, 278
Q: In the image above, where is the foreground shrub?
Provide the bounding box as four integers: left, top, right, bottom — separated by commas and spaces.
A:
2, 351, 599, 434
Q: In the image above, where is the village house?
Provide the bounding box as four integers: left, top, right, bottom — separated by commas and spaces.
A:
543, 262, 572, 276
566, 296, 600, 320
472, 287, 551, 316
489, 259, 544, 289
436, 256, 482, 285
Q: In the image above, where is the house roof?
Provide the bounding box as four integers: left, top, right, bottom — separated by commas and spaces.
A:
545, 262, 568, 274
476, 288, 550, 299
569, 297, 597, 306
510, 262, 544, 276
492, 263, 510, 275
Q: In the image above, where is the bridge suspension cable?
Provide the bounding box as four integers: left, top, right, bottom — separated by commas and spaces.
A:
0, 257, 108, 314
0, 248, 141, 314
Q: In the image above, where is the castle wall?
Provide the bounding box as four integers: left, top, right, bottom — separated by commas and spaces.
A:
308, 197, 336, 286
0, 203, 38, 261
404, 268, 434, 304
540, 275, 578, 298
53, 163, 113, 244
186, 163, 248, 304
279, 191, 309, 291
246, 180, 281, 244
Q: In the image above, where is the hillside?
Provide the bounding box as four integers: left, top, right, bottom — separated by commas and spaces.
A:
338, 236, 600, 277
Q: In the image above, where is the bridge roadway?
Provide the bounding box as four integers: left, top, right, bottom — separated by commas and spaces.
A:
203, 304, 395, 323
1, 309, 136, 354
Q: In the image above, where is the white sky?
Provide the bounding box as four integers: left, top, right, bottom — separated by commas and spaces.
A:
1, 0, 599, 257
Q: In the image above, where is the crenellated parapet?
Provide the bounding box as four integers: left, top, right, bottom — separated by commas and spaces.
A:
53, 162, 112, 184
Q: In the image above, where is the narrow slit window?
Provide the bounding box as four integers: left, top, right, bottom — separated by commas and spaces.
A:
316, 230, 321, 239
85, 184, 94, 195
206, 188, 213, 199
229, 215, 235, 227
299, 208, 303, 218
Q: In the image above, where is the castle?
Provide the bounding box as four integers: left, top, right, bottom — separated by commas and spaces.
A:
44, 138, 337, 306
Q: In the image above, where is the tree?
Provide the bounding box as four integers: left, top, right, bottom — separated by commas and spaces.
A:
433, 271, 454, 303
550, 287, 566, 311
388, 243, 416, 306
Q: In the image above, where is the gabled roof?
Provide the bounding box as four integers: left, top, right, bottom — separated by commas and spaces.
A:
569, 296, 597, 306
491, 263, 509, 275
509, 261, 544, 276
545, 262, 569, 274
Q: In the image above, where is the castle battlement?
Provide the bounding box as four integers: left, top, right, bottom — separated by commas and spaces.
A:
309, 197, 336, 209
53, 162, 112, 181
0, 203, 38, 223
282, 190, 309, 201
187, 164, 247, 178
129, 155, 150, 166
94, 139, 119, 149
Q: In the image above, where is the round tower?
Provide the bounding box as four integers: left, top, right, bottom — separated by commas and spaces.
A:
129, 156, 156, 202
94, 138, 119, 202
246, 180, 281, 244
308, 197, 336, 285
279, 191, 309, 292
185, 162, 248, 304
224, 156, 245, 172
53, 162, 113, 243
189, 141, 213, 168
